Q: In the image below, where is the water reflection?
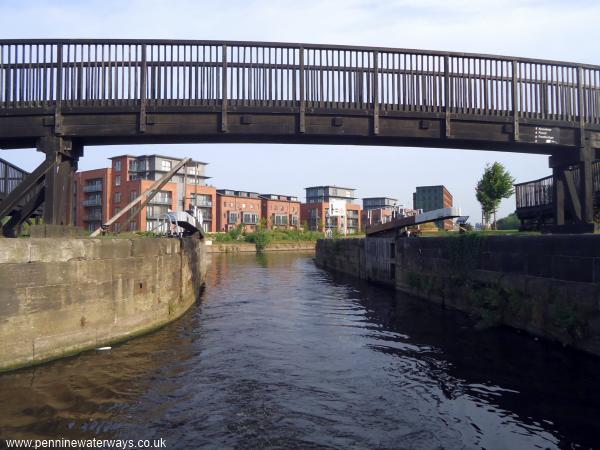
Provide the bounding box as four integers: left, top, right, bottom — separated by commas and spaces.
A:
0, 252, 598, 449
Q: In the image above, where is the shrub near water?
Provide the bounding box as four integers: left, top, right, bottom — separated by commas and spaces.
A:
207, 228, 325, 246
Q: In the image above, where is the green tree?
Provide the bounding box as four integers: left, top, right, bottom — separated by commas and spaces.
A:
496, 212, 520, 230
475, 162, 515, 229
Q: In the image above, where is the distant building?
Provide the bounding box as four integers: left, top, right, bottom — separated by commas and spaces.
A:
300, 185, 361, 234
75, 154, 216, 233
216, 189, 262, 232
361, 197, 398, 229
259, 194, 301, 229
412, 185, 453, 230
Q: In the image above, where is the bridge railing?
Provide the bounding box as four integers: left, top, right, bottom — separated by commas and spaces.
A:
1, 40, 599, 125
515, 161, 600, 210
0, 157, 28, 196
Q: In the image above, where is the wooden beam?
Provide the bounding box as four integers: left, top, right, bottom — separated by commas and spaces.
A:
91, 156, 191, 236
0, 156, 54, 220
563, 168, 582, 222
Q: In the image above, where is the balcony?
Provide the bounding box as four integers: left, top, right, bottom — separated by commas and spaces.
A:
83, 184, 103, 193
84, 214, 103, 222
83, 197, 102, 207
146, 211, 165, 219
149, 197, 172, 205
193, 199, 212, 207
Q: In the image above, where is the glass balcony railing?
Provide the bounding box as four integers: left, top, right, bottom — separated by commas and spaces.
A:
83, 184, 103, 193
192, 199, 212, 207
149, 197, 172, 205
83, 197, 102, 207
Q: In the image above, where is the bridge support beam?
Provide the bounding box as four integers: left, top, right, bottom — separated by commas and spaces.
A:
547, 144, 596, 233
39, 136, 83, 227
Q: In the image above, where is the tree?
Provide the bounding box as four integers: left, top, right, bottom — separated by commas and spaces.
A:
496, 212, 520, 230
475, 162, 515, 229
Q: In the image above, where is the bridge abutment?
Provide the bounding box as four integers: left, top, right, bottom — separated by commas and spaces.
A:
548, 143, 597, 233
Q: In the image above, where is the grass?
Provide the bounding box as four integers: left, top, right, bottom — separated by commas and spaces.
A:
207, 228, 326, 244
419, 229, 540, 238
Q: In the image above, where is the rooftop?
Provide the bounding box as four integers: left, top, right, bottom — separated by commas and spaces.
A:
363, 197, 399, 201
305, 185, 355, 191
109, 154, 209, 166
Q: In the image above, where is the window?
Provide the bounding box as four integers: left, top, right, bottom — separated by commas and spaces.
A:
115, 175, 121, 186
130, 191, 138, 201
115, 207, 121, 215
242, 213, 259, 224
129, 160, 138, 171
161, 160, 172, 171
113, 222, 121, 232
290, 215, 299, 226
114, 160, 122, 171
129, 221, 137, 231
228, 212, 238, 224
274, 214, 288, 226
114, 192, 121, 203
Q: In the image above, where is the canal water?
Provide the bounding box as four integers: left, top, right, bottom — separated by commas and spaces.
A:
1, 252, 599, 449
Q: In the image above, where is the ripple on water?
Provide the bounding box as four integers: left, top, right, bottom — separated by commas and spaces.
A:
0, 252, 599, 449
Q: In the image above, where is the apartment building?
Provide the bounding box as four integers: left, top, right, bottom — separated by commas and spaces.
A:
361, 197, 398, 229
260, 194, 301, 229
300, 185, 361, 234
75, 168, 113, 233
75, 154, 216, 233
216, 189, 262, 232
413, 185, 454, 230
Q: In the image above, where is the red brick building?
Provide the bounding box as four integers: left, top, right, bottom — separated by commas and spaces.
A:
300, 186, 362, 234
361, 197, 398, 230
75, 154, 216, 233
260, 194, 301, 229
413, 185, 454, 230
75, 168, 113, 233
216, 189, 262, 232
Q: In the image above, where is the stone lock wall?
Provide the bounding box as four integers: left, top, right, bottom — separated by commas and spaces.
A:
316, 235, 600, 357
0, 237, 207, 372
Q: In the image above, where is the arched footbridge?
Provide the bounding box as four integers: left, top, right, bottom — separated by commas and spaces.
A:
1, 39, 599, 235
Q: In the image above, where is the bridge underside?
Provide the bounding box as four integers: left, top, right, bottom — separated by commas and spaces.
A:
1, 106, 599, 153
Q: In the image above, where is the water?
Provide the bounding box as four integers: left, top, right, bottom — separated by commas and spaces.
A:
1, 252, 599, 449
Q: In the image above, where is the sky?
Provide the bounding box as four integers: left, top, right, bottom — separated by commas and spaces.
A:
1, 0, 599, 222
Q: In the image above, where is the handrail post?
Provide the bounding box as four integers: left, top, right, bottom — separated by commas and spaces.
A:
373, 50, 379, 135
54, 43, 63, 135
299, 46, 305, 133
512, 60, 519, 142
444, 54, 451, 138
577, 65, 585, 146
139, 43, 147, 133
221, 44, 228, 132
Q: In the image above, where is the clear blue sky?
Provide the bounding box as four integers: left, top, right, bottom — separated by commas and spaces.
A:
1, 0, 599, 222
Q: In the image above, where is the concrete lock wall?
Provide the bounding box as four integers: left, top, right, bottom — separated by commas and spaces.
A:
316, 235, 600, 357
0, 237, 207, 372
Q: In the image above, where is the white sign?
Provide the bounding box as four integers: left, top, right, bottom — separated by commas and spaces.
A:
328, 199, 346, 217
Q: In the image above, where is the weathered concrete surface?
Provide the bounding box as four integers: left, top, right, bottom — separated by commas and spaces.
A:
0, 237, 207, 372
207, 241, 316, 253
316, 235, 600, 357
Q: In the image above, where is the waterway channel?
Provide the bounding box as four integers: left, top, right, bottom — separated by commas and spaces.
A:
1, 252, 599, 449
